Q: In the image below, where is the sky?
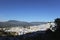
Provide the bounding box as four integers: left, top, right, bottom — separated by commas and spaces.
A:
0, 0, 60, 22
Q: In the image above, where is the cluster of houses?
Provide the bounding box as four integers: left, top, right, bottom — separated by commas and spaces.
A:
0, 23, 55, 36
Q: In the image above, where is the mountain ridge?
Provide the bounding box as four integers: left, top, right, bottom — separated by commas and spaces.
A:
0, 20, 48, 27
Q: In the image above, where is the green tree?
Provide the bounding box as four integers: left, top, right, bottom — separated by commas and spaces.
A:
54, 18, 60, 30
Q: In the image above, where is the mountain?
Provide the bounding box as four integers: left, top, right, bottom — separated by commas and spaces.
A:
0, 20, 48, 27
0, 20, 32, 27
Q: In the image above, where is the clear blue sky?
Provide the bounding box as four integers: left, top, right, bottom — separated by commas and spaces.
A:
0, 0, 60, 22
